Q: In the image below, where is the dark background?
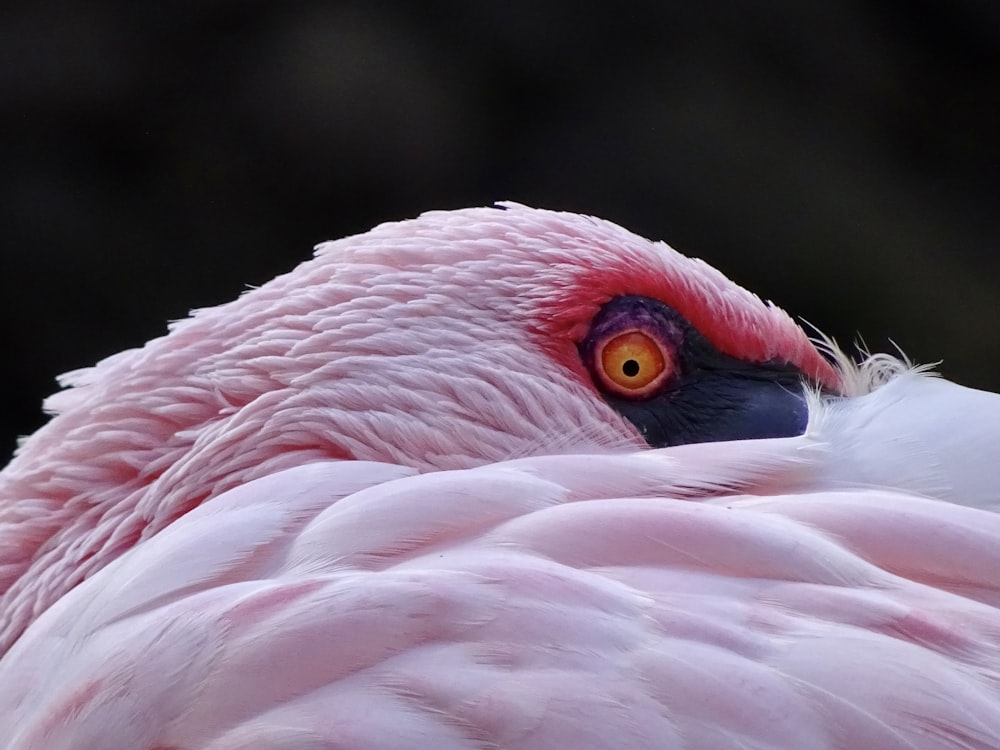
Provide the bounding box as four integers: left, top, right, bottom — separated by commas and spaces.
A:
2, 1, 998, 461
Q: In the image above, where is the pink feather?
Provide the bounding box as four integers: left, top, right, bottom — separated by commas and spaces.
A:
1, 204, 998, 748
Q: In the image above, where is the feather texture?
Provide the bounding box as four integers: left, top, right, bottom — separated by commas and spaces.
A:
4, 432, 1000, 749
1, 204, 998, 748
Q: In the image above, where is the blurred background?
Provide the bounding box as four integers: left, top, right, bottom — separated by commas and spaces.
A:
2, 1, 998, 460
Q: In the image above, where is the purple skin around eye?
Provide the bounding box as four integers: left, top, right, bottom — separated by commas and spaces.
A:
579, 296, 686, 391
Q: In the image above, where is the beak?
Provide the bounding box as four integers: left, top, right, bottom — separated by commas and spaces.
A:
612, 361, 812, 448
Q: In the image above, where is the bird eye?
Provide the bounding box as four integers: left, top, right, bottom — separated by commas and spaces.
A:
595, 330, 674, 398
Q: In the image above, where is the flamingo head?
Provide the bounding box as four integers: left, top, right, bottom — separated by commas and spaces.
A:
27, 203, 838, 474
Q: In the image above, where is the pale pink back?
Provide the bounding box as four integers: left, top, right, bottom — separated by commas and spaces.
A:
3, 435, 1000, 749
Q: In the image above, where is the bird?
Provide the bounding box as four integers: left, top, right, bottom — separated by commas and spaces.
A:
1, 202, 999, 749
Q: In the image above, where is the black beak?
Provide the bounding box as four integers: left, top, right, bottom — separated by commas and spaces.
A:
608, 363, 811, 448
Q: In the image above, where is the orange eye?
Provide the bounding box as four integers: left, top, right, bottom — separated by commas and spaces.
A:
596, 330, 674, 397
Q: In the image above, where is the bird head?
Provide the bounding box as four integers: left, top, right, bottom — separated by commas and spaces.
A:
40, 203, 839, 466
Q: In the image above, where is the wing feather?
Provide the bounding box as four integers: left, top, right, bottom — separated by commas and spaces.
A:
4, 447, 1000, 749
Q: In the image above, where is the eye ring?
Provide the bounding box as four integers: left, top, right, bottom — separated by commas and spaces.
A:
594, 329, 675, 398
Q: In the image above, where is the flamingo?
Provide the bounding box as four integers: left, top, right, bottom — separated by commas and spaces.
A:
1, 203, 999, 749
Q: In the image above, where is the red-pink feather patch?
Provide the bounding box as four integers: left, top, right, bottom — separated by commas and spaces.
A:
513, 209, 842, 392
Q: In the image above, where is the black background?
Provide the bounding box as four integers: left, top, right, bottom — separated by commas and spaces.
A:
3, 1, 998, 461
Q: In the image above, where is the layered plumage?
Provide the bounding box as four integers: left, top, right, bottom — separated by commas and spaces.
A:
1, 204, 998, 748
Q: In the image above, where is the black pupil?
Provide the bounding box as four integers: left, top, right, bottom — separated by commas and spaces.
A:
622, 359, 640, 378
